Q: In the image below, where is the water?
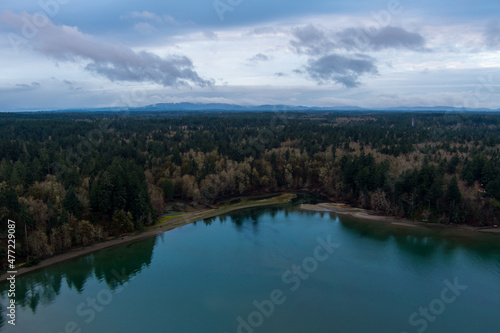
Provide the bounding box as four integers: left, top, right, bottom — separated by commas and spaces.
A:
1, 206, 499, 333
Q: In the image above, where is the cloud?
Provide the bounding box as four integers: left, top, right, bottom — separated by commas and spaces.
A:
246, 26, 285, 36
2, 11, 212, 88
15, 82, 40, 89
274, 72, 287, 77
337, 26, 426, 51
369, 92, 470, 108
290, 24, 427, 54
162, 15, 179, 25
122, 11, 163, 24
290, 24, 426, 87
304, 54, 378, 87
63, 80, 82, 90
249, 53, 270, 62
485, 20, 500, 48
133, 22, 157, 34
290, 24, 335, 55
203, 30, 218, 40
122, 11, 185, 27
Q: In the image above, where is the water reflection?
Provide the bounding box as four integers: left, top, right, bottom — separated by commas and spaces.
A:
225, 206, 282, 232
204, 204, 309, 233
92, 237, 156, 290
0, 236, 156, 330
206, 205, 500, 272
337, 214, 500, 268
0, 204, 499, 332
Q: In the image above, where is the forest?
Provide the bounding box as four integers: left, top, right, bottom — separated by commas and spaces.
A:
1, 110, 499, 266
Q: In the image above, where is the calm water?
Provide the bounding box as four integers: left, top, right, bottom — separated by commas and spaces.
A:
1, 206, 499, 333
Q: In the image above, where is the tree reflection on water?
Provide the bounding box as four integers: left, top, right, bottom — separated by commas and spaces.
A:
0, 236, 157, 329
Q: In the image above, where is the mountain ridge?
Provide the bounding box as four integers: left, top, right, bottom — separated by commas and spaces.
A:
4, 102, 500, 113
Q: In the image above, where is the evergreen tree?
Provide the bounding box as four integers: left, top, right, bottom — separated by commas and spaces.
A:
172, 148, 182, 166
0, 159, 12, 182
0, 185, 21, 217
446, 176, 462, 205
63, 187, 80, 217
160, 178, 174, 201
111, 209, 134, 234
486, 176, 500, 200
10, 160, 24, 187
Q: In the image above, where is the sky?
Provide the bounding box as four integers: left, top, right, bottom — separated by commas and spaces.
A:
0, 0, 499, 110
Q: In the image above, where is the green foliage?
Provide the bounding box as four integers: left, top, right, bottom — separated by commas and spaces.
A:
486, 176, 500, 200
63, 187, 80, 217
25, 257, 41, 267
89, 158, 154, 229
111, 210, 135, 235
0, 184, 20, 213
0, 159, 12, 182
1, 111, 500, 262
159, 178, 174, 200
10, 161, 25, 187
446, 176, 462, 205
340, 153, 388, 197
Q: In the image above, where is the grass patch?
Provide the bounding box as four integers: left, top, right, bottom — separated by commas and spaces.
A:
155, 193, 297, 229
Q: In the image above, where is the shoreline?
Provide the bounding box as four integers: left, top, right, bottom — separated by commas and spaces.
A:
299, 203, 500, 233
1, 194, 295, 281
4, 193, 497, 281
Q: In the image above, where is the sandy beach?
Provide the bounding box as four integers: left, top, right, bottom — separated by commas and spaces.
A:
300, 203, 398, 222
300, 202, 500, 233
1, 194, 295, 281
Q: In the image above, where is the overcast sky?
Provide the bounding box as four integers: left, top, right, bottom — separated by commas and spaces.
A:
0, 0, 499, 110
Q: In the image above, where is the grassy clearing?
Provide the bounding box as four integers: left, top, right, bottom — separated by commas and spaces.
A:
156, 193, 296, 227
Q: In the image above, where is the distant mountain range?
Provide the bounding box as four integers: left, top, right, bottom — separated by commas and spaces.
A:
8, 103, 500, 113
55, 103, 367, 112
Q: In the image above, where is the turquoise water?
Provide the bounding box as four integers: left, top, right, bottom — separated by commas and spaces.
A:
1, 206, 499, 333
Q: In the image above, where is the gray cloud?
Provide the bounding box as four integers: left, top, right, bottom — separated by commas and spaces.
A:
63, 79, 83, 90
485, 20, 500, 48
249, 53, 270, 62
337, 26, 426, 51
291, 25, 425, 88
290, 24, 335, 55
15, 82, 40, 89
2, 12, 212, 88
290, 24, 426, 54
304, 54, 378, 88
274, 72, 287, 77
246, 26, 285, 36
203, 30, 218, 40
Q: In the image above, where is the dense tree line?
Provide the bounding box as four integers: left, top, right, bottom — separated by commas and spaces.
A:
1, 111, 499, 266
